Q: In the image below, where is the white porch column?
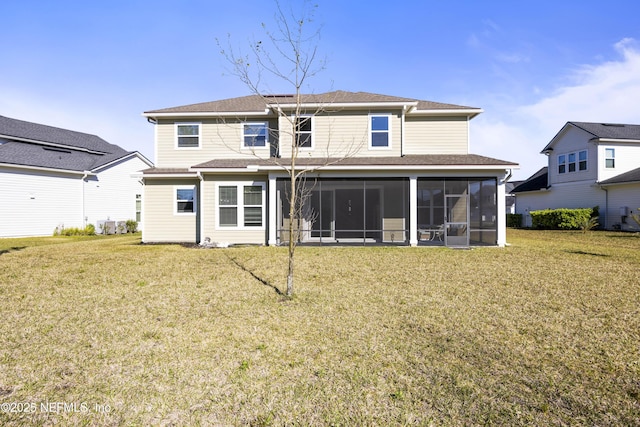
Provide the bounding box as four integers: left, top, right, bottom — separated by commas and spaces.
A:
409, 176, 418, 247
268, 174, 277, 246
496, 177, 507, 247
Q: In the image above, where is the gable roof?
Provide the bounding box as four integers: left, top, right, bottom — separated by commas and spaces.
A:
511, 167, 549, 193
0, 115, 151, 172
542, 121, 640, 153
144, 90, 482, 117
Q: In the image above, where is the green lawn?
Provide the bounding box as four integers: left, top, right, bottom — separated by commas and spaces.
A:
0, 230, 639, 426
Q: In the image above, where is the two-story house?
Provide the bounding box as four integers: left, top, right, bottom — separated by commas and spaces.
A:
0, 115, 153, 237
141, 91, 518, 247
513, 121, 640, 230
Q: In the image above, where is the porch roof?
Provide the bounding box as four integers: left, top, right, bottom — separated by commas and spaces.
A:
190, 154, 518, 171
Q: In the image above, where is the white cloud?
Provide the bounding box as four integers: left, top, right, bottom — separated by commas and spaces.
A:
473, 38, 640, 181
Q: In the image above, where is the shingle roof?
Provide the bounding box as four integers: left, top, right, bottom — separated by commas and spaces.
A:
144, 91, 479, 115
511, 167, 549, 193
0, 115, 135, 171
188, 154, 517, 170
599, 166, 640, 185
569, 122, 640, 140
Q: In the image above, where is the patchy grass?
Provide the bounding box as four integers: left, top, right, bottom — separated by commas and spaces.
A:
0, 230, 639, 425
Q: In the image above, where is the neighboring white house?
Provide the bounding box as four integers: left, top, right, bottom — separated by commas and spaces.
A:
0, 115, 153, 237
141, 91, 518, 247
513, 121, 640, 230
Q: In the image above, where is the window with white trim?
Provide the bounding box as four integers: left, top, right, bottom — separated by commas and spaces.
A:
558, 150, 587, 174
370, 114, 391, 148
578, 150, 587, 171
605, 148, 615, 168
243, 122, 269, 149
295, 116, 313, 148
218, 183, 265, 228
176, 123, 200, 148
175, 186, 196, 214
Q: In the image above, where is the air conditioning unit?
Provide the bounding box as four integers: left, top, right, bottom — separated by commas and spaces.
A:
620, 206, 629, 216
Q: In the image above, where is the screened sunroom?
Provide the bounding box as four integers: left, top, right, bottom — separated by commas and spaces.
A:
274, 177, 498, 247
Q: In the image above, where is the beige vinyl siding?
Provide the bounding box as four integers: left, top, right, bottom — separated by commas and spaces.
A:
277, 110, 402, 158
200, 174, 269, 245
143, 178, 199, 243
404, 116, 469, 155
155, 119, 277, 168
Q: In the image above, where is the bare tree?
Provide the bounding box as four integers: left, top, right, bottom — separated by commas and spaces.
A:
218, 1, 360, 297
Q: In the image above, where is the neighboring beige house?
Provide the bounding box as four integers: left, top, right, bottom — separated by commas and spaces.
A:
141, 91, 518, 247
513, 121, 640, 230
0, 115, 153, 237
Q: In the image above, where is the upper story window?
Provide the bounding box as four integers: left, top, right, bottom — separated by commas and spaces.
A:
558, 150, 587, 174
243, 122, 269, 149
176, 186, 196, 214
295, 116, 313, 149
370, 114, 391, 148
605, 148, 615, 168
176, 123, 200, 149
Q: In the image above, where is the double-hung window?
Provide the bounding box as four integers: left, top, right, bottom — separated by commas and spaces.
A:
295, 116, 313, 148
370, 114, 391, 148
243, 122, 269, 149
176, 123, 200, 148
578, 150, 587, 171
605, 148, 615, 168
568, 153, 576, 172
176, 186, 196, 214
218, 183, 265, 228
558, 155, 566, 174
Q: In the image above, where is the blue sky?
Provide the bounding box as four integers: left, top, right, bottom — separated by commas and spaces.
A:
2, 0, 640, 180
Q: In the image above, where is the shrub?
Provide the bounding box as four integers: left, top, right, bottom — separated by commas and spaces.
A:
506, 214, 522, 228
530, 208, 594, 230
53, 225, 96, 236
126, 220, 139, 233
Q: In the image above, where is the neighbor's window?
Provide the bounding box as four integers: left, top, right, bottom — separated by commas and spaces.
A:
578, 150, 587, 171
558, 155, 566, 174
136, 194, 142, 222
176, 187, 196, 214
295, 116, 312, 148
243, 122, 268, 148
605, 148, 615, 168
568, 152, 576, 172
370, 115, 390, 148
218, 183, 265, 228
176, 123, 200, 148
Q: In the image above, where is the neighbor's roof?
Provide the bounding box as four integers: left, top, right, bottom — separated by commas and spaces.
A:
144, 90, 481, 116
542, 121, 640, 153
0, 115, 149, 172
600, 166, 640, 186
511, 167, 549, 193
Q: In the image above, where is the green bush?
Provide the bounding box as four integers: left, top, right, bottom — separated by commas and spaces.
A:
53, 225, 96, 236
126, 220, 139, 233
530, 208, 594, 230
506, 214, 522, 228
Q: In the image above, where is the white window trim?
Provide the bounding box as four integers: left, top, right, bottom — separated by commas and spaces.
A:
368, 113, 392, 150
578, 149, 588, 171
175, 122, 201, 150
241, 122, 270, 150
558, 150, 588, 174
174, 185, 197, 215
605, 148, 615, 168
215, 181, 266, 230
293, 115, 314, 151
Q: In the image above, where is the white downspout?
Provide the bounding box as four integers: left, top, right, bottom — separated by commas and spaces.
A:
82, 171, 89, 227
